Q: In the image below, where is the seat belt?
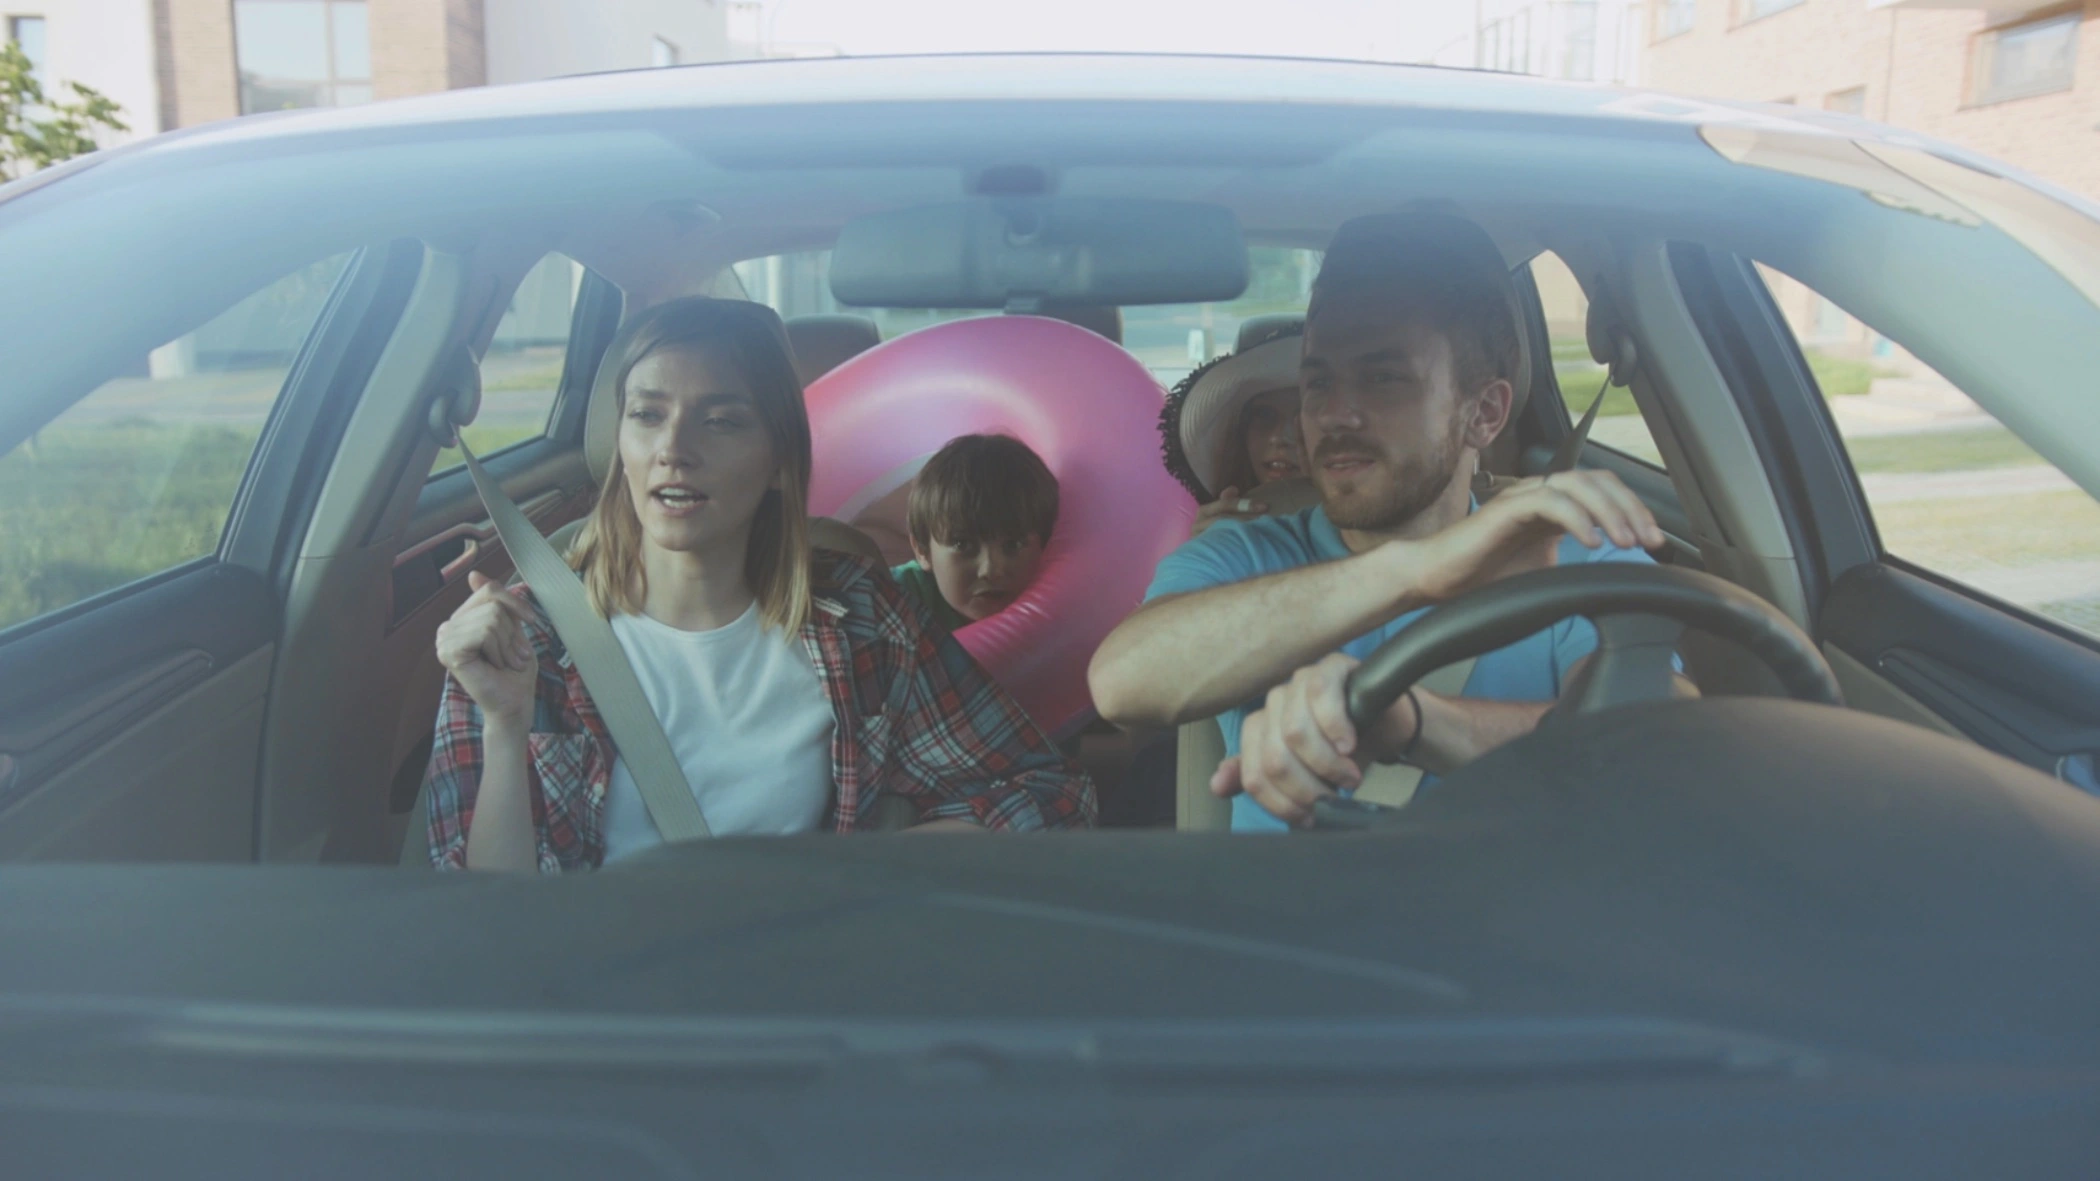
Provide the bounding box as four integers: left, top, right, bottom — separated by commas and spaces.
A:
1354, 378, 1612, 810
455, 439, 712, 842
1547, 373, 1613, 475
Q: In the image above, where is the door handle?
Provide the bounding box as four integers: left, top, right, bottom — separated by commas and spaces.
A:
437, 537, 481, 580
395, 521, 496, 575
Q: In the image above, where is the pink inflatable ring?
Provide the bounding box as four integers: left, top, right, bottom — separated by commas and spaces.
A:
804, 316, 1196, 737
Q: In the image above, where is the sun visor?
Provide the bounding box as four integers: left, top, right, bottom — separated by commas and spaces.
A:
828, 197, 1249, 309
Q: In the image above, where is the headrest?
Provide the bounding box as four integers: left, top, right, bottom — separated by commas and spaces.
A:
1032, 305, 1123, 345
786, 314, 882, 388
1159, 328, 1302, 501
1312, 211, 1531, 423
582, 299, 794, 487
1236, 313, 1304, 352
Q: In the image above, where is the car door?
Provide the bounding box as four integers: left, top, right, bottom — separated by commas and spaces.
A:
1669, 245, 2100, 791
0, 242, 422, 860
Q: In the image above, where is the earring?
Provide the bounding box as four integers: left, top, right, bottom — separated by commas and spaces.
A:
1471, 453, 1494, 496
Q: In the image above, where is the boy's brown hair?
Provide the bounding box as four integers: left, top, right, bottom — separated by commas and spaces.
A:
907, 434, 1060, 552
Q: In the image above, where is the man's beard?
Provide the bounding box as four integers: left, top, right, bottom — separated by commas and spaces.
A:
1315, 416, 1467, 533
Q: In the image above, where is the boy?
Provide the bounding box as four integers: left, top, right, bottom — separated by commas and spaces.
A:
892, 434, 1059, 629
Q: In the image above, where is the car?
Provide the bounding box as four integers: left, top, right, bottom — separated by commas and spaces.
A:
2, 52, 2099, 1177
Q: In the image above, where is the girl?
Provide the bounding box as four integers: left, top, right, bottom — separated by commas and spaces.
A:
1159, 326, 1309, 536
424, 297, 1094, 871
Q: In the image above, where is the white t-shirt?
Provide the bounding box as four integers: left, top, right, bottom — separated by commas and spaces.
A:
598, 602, 835, 862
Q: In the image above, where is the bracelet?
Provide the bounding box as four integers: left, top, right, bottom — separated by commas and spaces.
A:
1398, 687, 1426, 763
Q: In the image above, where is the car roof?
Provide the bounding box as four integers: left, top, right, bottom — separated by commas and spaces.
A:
124, 52, 1922, 158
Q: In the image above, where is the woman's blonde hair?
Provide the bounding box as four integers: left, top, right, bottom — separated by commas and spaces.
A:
568, 297, 813, 634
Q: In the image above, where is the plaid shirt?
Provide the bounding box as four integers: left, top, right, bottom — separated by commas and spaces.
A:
423, 550, 1096, 871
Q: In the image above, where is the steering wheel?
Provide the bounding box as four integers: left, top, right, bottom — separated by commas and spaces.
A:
1313, 564, 1842, 829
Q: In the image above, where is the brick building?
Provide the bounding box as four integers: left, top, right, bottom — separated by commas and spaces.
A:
1643, 0, 2099, 202
5, 0, 737, 141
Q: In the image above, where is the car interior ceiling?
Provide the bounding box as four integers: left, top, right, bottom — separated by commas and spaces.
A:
11, 99, 2100, 864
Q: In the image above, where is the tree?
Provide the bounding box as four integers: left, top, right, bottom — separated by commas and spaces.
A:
1, 39, 128, 183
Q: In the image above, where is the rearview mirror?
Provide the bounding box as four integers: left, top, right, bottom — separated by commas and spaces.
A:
828, 198, 1249, 309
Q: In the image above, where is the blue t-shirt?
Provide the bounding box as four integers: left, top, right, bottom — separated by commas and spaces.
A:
1143, 504, 1655, 831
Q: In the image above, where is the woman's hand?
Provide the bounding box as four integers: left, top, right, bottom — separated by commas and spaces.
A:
435, 572, 540, 725
1191, 486, 1268, 537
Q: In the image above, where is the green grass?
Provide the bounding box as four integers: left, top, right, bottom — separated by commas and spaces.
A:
0, 422, 261, 630
1553, 363, 1638, 418
1845, 425, 2049, 475
1550, 340, 1887, 420
1804, 352, 1884, 400
2, 413, 551, 631
1877, 489, 2100, 570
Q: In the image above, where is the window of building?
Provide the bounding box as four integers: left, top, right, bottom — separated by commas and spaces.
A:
1655, 0, 1696, 41
6, 14, 45, 88
1735, 0, 1803, 24
1756, 264, 2100, 641
1526, 250, 1665, 468
429, 253, 590, 477
234, 0, 372, 114
1971, 12, 2079, 106
729, 247, 1323, 387
1824, 86, 1867, 115
651, 35, 680, 67
0, 254, 353, 632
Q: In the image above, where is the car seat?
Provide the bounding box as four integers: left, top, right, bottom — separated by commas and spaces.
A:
785, 314, 882, 388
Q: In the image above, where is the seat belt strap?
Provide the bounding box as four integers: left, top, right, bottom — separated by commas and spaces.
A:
1546, 374, 1613, 475
456, 439, 712, 842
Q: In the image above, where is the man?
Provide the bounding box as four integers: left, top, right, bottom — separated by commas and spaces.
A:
1088, 212, 1669, 830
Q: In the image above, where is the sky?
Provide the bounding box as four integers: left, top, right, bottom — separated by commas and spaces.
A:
758, 0, 1483, 67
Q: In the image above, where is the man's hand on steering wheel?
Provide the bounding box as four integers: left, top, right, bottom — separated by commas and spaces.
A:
1212, 653, 1422, 828
1214, 469, 1666, 827
1408, 470, 1665, 602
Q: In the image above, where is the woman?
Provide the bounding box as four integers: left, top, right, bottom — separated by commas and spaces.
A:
423, 297, 1094, 871
1158, 325, 1309, 536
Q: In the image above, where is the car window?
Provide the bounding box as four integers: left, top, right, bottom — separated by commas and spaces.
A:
732, 249, 995, 340
0, 253, 354, 632
731, 247, 1321, 385
1756, 263, 2100, 641
1525, 250, 1666, 468
1122, 248, 1319, 383
429, 252, 587, 476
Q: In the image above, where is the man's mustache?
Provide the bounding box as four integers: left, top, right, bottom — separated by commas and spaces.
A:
1313, 435, 1387, 463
